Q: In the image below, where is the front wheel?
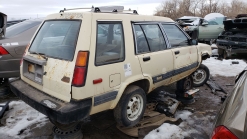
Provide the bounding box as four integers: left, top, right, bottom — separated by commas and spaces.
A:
192, 64, 210, 87
114, 85, 146, 127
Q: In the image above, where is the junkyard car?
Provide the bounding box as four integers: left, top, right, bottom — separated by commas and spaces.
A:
9, 6, 211, 128
211, 67, 247, 139
177, 13, 226, 45
0, 19, 42, 85
217, 14, 247, 59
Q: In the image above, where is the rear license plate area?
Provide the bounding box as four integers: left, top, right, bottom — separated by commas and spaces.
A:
23, 55, 46, 85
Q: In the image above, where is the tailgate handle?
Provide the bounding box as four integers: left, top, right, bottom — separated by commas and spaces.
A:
143, 56, 150, 62
174, 51, 180, 55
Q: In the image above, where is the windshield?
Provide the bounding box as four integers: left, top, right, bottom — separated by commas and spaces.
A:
29, 20, 81, 61
5, 20, 41, 38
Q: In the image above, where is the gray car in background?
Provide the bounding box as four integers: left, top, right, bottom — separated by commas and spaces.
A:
211, 67, 247, 139
0, 19, 42, 85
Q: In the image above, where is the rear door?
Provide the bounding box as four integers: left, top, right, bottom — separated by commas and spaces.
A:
134, 23, 174, 86
0, 12, 7, 39
162, 24, 198, 83
22, 20, 82, 102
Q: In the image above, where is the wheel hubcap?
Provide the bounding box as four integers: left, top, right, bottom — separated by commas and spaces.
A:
127, 94, 143, 121
193, 69, 206, 84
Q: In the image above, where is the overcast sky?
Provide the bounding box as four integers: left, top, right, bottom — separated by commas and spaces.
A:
0, 0, 165, 20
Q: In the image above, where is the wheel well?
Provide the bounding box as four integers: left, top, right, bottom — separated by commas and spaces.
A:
128, 79, 150, 94
202, 53, 210, 60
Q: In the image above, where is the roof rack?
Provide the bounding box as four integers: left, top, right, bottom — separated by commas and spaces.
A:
59, 6, 138, 14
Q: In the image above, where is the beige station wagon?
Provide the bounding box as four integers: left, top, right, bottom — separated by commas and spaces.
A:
9, 6, 211, 128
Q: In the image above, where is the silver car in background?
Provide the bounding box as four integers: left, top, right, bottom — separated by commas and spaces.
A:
211, 67, 247, 139
0, 19, 42, 85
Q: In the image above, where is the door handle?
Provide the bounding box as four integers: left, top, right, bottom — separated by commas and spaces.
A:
143, 56, 150, 62
174, 51, 180, 55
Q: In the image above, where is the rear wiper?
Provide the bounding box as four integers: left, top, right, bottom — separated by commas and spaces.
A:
30, 51, 48, 61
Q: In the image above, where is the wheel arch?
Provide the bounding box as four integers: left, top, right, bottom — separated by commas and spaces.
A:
110, 78, 151, 109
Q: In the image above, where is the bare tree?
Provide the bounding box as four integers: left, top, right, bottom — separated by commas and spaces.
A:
154, 0, 247, 20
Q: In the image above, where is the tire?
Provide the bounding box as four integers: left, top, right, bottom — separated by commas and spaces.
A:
114, 85, 146, 127
218, 48, 224, 58
176, 76, 193, 93
192, 64, 210, 87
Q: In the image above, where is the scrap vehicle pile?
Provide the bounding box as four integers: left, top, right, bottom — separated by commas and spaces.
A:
217, 14, 247, 59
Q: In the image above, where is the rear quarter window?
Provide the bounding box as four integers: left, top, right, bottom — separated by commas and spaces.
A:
95, 22, 125, 66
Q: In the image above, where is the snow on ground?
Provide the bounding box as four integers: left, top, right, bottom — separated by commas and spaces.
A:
0, 101, 48, 138
144, 110, 198, 139
202, 57, 247, 77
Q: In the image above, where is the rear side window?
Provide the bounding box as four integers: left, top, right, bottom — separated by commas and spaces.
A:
29, 20, 81, 61
95, 22, 125, 66
133, 24, 167, 54
5, 20, 41, 38
162, 24, 188, 47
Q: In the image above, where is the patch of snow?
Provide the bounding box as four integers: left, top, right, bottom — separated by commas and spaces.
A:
203, 57, 247, 77
144, 123, 188, 139
175, 110, 192, 120
144, 110, 198, 139
0, 101, 48, 138
211, 49, 218, 56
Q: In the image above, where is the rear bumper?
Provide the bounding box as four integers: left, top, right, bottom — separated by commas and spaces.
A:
10, 79, 92, 124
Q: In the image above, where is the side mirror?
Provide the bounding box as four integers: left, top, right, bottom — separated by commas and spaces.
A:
189, 39, 198, 45
201, 22, 208, 26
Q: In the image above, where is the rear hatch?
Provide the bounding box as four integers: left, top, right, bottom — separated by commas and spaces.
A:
21, 19, 81, 102
0, 12, 7, 39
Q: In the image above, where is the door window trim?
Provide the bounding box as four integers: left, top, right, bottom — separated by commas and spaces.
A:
161, 23, 192, 48
95, 21, 125, 66
131, 21, 170, 55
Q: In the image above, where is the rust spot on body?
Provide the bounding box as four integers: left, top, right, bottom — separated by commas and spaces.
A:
61, 76, 70, 83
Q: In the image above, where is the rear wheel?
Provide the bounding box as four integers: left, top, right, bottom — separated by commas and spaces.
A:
177, 76, 193, 93
114, 85, 146, 127
192, 64, 210, 87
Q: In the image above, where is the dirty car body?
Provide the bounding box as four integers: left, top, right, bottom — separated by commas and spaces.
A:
216, 14, 247, 58
211, 67, 247, 139
0, 19, 42, 78
9, 6, 212, 126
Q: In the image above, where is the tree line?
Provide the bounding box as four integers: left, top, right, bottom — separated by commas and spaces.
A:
154, 0, 247, 20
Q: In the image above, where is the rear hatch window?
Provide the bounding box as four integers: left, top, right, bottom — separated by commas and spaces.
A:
29, 20, 81, 61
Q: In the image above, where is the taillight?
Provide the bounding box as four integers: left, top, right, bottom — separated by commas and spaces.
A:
0, 46, 9, 55
211, 126, 238, 139
72, 51, 89, 87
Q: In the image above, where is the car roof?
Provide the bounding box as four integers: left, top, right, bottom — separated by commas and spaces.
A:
45, 6, 174, 23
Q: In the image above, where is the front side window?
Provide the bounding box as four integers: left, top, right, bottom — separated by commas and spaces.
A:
95, 22, 125, 66
162, 24, 189, 47
133, 24, 166, 54
29, 20, 81, 61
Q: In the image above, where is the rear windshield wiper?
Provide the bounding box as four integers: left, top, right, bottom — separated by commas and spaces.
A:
29, 51, 48, 61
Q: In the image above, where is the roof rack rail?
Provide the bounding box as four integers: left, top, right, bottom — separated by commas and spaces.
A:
59, 6, 138, 14
59, 6, 94, 13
